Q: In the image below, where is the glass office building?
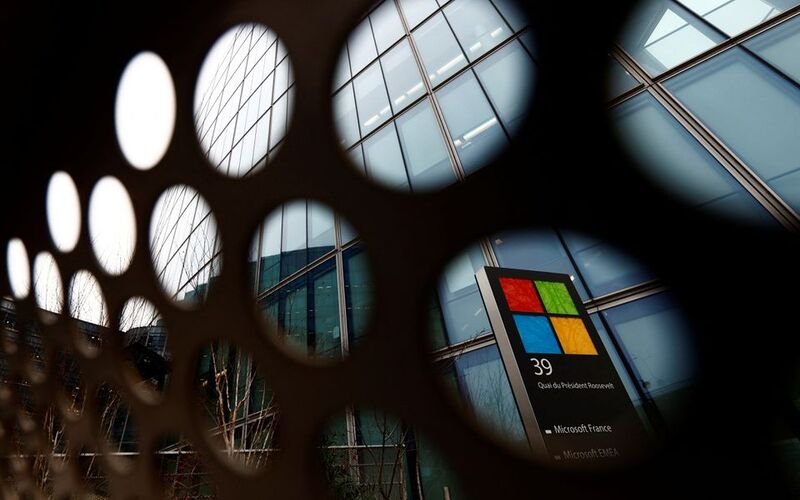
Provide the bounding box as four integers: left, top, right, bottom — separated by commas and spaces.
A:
8, 0, 799, 497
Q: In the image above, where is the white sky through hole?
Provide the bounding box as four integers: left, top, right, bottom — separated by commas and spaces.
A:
115, 52, 176, 170
47, 171, 81, 253
89, 177, 137, 276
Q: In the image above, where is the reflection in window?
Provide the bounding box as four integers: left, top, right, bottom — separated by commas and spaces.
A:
437, 71, 508, 174
679, 0, 799, 36
353, 62, 393, 136
474, 40, 536, 135
601, 293, 697, 430
444, 0, 512, 61
381, 40, 426, 114
344, 246, 374, 343
439, 344, 526, 449
261, 260, 341, 359
258, 208, 282, 291
281, 200, 307, 278
307, 202, 335, 262
745, 15, 800, 85
561, 231, 655, 297
436, 245, 490, 345
612, 92, 776, 225
414, 13, 468, 86
363, 123, 412, 191
491, 229, 590, 300
664, 48, 800, 212
395, 99, 458, 190
619, 0, 723, 75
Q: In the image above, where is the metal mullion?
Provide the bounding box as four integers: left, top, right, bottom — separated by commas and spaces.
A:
612, 42, 800, 230
173, 250, 220, 300
252, 217, 264, 297
255, 252, 339, 303
394, 0, 466, 181
343, 29, 530, 154
333, 214, 351, 357
583, 280, 666, 314
651, 6, 800, 83
224, 32, 255, 177
197, 36, 239, 129
606, 83, 648, 108
202, 33, 240, 158
646, 84, 800, 230
739, 40, 800, 93
478, 237, 499, 267
333, 31, 409, 94
431, 332, 496, 362
265, 32, 281, 158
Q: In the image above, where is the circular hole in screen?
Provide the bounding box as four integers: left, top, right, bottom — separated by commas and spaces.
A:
333, 0, 536, 192
195, 23, 295, 177
251, 200, 373, 362
429, 228, 699, 468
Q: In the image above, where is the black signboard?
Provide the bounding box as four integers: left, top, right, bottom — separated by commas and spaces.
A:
476, 267, 647, 466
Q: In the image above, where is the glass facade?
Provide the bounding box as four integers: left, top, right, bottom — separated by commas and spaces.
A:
613, 0, 800, 226
334, 0, 536, 191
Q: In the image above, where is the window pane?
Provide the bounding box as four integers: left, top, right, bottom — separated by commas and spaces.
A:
348, 144, 366, 174
340, 217, 358, 244
381, 39, 426, 114
619, 0, 724, 76
491, 0, 529, 31
333, 83, 360, 148
449, 344, 526, 445
281, 200, 307, 278
437, 71, 507, 174
562, 231, 655, 297
607, 57, 640, 100
307, 202, 335, 262
745, 15, 800, 85
414, 13, 468, 86
437, 245, 490, 345
444, 0, 512, 61
474, 39, 535, 135
612, 92, 776, 225
344, 246, 374, 343
269, 92, 289, 149
259, 207, 282, 291
309, 263, 341, 359
348, 19, 378, 75
398, 0, 439, 28
363, 123, 411, 191
371, 1, 406, 53
333, 48, 352, 90
601, 293, 697, 431
353, 61, 392, 136
279, 277, 308, 349
678, 0, 799, 36
491, 229, 589, 300
664, 48, 800, 212
395, 99, 458, 190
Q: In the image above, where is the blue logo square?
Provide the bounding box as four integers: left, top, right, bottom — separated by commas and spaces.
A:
513, 315, 562, 354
